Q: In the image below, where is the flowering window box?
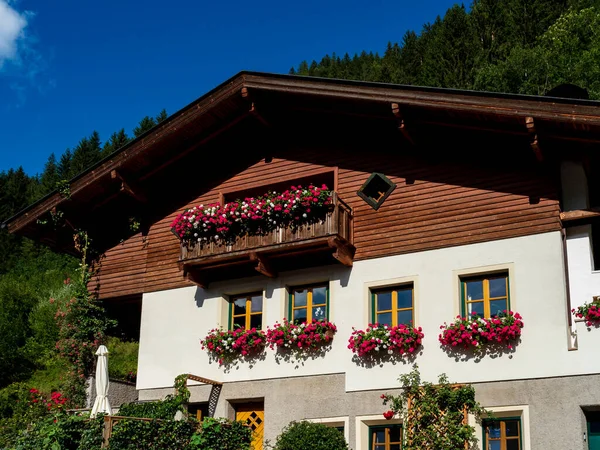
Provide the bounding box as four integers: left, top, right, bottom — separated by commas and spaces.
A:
173, 185, 354, 288
347, 323, 424, 358
201, 327, 266, 365
438, 311, 524, 353
266, 319, 337, 359
572, 299, 600, 327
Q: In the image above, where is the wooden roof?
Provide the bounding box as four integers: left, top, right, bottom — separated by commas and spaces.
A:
4, 71, 600, 254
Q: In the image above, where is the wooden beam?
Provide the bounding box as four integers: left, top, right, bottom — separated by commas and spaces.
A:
525, 117, 543, 162
560, 208, 600, 222
111, 170, 147, 203
249, 252, 276, 278
391, 103, 415, 145
327, 236, 355, 267
184, 269, 208, 288
186, 374, 223, 386
241, 87, 270, 127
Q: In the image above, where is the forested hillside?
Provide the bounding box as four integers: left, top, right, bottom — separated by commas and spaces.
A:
0, 111, 166, 413
291, 0, 600, 98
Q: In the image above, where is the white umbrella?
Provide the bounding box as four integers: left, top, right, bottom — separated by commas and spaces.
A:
90, 345, 112, 417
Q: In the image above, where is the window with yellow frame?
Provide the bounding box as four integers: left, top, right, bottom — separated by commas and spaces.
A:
289, 284, 328, 324
371, 285, 414, 326
483, 418, 522, 450
230, 293, 263, 330
369, 424, 402, 450
461, 273, 509, 318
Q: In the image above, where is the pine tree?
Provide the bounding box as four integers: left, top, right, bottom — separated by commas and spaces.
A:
155, 109, 168, 124
39, 153, 60, 196
70, 131, 103, 177
57, 149, 72, 181
102, 129, 130, 157
133, 116, 157, 137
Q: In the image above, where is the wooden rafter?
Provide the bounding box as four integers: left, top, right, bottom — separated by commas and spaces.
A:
525, 116, 543, 162
560, 208, 600, 222
184, 269, 207, 289
111, 170, 148, 203
327, 236, 355, 267
241, 87, 270, 127
186, 374, 222, 386
391, 103, 415, 145
249, 252, 276, 278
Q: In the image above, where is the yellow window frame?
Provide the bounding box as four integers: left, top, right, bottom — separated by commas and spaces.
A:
484, 418, 521, 450
372, 285, 414, 326
461, 273, 509, 318
369, 424, 403, 450
289, 284, 328, 323
230, 293, 263, 330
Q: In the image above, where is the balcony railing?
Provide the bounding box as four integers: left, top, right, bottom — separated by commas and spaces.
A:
179, 192, 354, 287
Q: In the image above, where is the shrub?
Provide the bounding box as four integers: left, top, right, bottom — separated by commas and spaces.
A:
107, 418, 196, 450
106, 336, 138, 382
190, 417, 252, 450
270, 421, 348, 450
201, 327, 266, 365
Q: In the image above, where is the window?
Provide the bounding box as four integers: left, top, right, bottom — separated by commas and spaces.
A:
483, 418, 522, 450
357, 172, 396, 210
461, 273, 509, 318
372, 285, 414, 326
289, 284, 328, 323
230, 293, 263, 330
369, 424, 402, 450
188, 403, 209, 421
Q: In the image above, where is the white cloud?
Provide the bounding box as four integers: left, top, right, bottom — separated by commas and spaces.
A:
0, 0, 28, 68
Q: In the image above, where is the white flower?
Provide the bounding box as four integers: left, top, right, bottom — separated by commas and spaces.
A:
194, 233, 198, 237
375, 346, 380, 351
388, 350, 393, 355
302, 213, 307, 218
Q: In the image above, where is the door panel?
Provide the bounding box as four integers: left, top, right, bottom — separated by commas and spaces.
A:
236, 403, 264, 450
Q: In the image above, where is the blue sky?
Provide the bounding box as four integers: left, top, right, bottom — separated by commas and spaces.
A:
0, 0, 459, 176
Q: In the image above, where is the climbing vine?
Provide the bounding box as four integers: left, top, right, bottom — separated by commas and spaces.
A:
54, 230, 115, 406
380, 367, 489, 450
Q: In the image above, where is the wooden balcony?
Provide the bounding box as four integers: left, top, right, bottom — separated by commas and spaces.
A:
180, 193, 354, 287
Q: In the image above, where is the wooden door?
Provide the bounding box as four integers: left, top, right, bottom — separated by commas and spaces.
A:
236, 402, 264, 450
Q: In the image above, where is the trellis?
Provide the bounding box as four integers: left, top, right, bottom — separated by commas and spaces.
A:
404, 384, 470, 450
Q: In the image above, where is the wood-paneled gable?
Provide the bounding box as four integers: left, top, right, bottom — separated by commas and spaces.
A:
92, 144, 560, 299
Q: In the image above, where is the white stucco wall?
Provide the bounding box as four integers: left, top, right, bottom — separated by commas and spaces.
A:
561, 161, 600, 309
137, 231, 596, 393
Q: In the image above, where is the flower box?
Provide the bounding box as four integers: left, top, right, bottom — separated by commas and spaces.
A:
266, 319, 337, 354
200, 327, 266, 365
438, 311, 524, 352
172, 184, 333, 246
572, 299, 600, 327
347, 323, 424, 358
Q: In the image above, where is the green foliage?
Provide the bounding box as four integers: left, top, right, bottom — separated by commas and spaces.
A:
106, 337, 138, 382
269, 421, 348, 450
118, 373, 190, 420
190, 417, 252, 450
290, 0, 600, 97
54, 231, 116, 406
107, 418, 197, 450
381, 366, 489, 450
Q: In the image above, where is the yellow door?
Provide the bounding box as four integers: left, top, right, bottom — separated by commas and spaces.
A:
236, 403, 264, 450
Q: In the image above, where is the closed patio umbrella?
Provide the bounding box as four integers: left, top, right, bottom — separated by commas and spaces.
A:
90, 345, 112, 417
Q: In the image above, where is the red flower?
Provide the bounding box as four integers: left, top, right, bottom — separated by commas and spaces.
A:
383, 410, 394, 420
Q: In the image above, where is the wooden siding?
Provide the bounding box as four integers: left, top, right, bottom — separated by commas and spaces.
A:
92, 148, 560, 300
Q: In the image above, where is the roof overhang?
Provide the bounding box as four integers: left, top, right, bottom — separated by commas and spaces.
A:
5, 71, 600, 254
